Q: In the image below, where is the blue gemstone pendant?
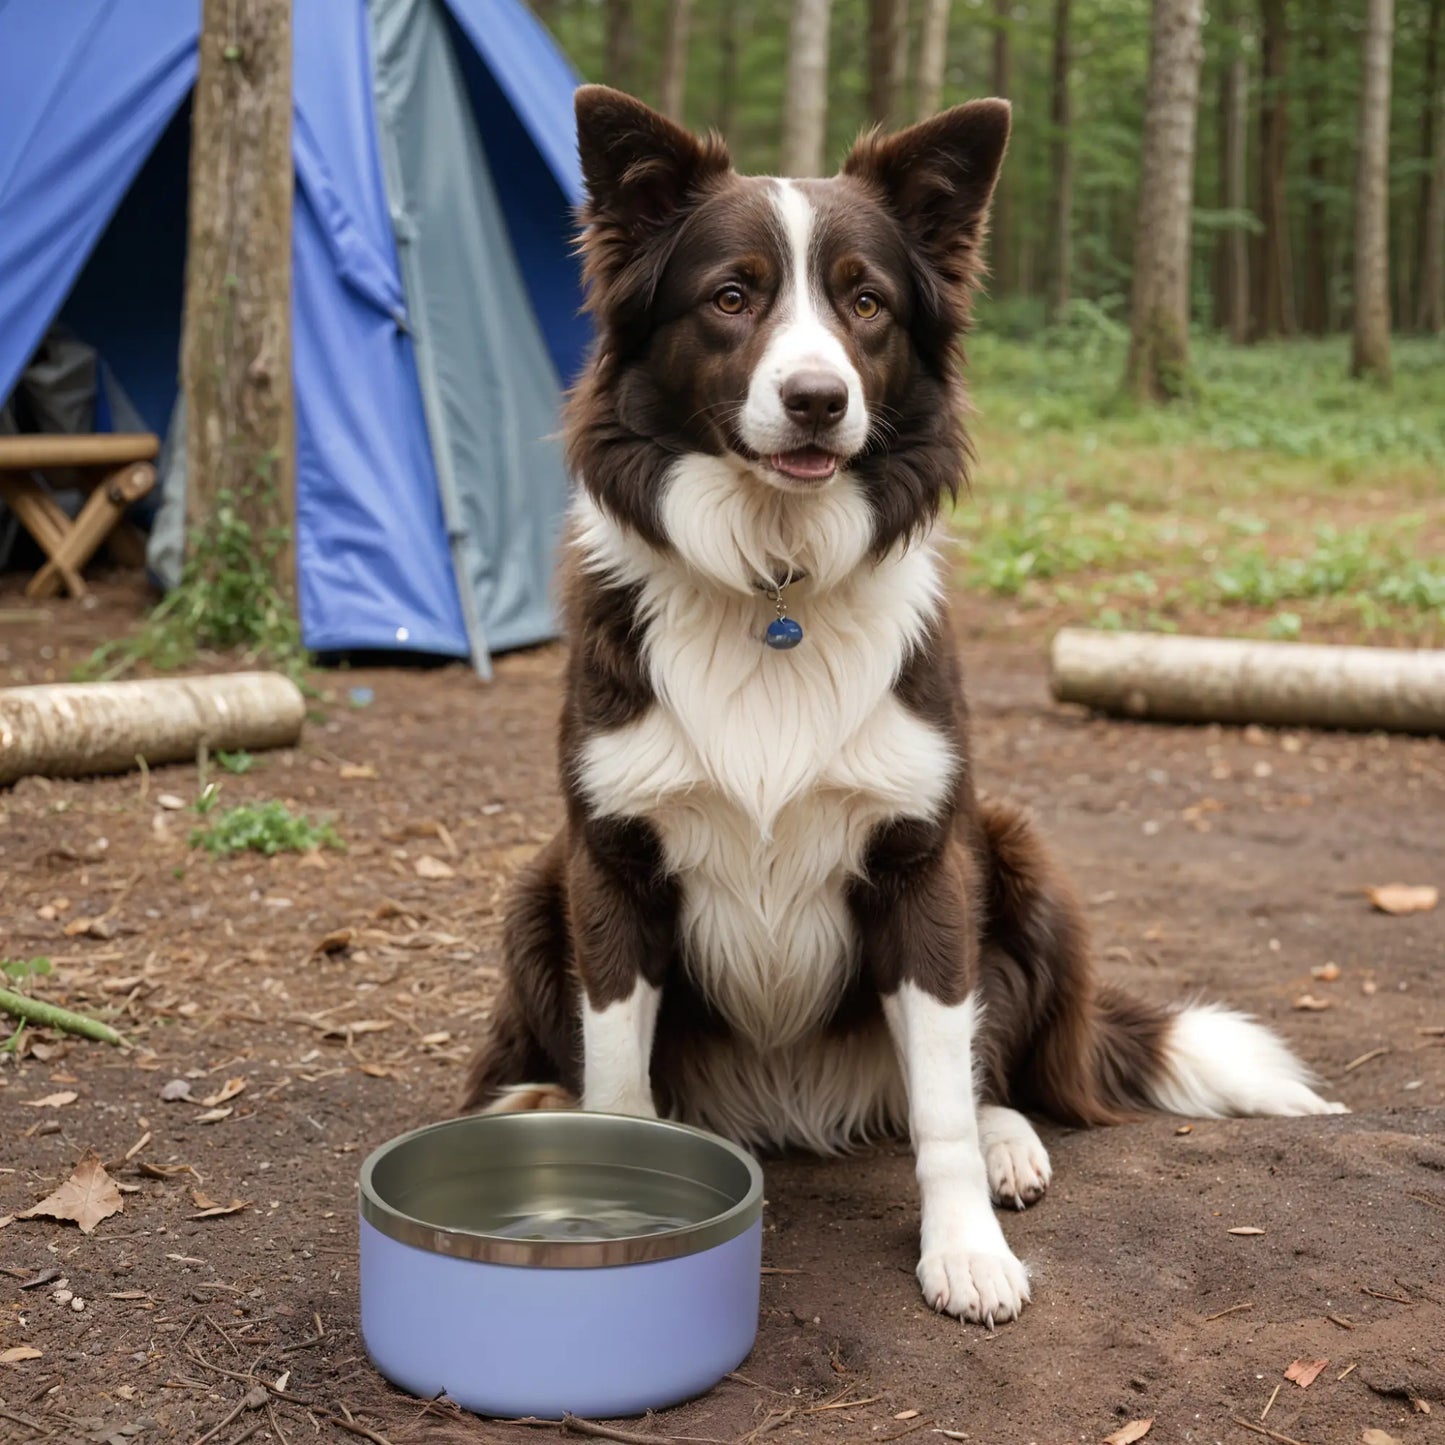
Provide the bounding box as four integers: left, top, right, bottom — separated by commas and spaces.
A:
766, 616, 804, 650
764, 576, 803, 649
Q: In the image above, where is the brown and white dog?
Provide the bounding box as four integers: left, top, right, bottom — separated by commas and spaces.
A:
462, 87, 1344, 1326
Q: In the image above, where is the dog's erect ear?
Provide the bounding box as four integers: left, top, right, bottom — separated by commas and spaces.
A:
842, 99, 1011, 293
575, 85, 731, 237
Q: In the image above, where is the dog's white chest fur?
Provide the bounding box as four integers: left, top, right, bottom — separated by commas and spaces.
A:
575, 462, 956, 1049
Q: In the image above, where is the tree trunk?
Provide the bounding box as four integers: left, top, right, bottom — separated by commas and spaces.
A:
1218, 7, 1250, 342
1253, 0, 1296, 338
782, 0, 833, 176
183, 0, 295, 603
990, 0, 1013, 292
915, 0, 952, 120
867, 0, 909, 127
0, 674, 306, 785
1049, 628, 1445, 734
1417, 0, 1445, 332
1300, 14, 1331, 335
1046, 0, 1073, 322
605, 0, 637, 94
716, 2, 750, 138
1351, 0, 1394, 380
659, 0, 694, 121
1124, 0, 1206, 401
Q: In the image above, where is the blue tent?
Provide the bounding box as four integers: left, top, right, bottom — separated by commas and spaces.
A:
0, 0, 588, 674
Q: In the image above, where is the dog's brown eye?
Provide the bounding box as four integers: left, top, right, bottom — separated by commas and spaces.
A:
854, 292, 882, 320
714, 285, 747, 315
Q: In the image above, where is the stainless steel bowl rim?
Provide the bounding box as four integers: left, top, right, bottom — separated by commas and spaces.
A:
359, 1111, 765, 1268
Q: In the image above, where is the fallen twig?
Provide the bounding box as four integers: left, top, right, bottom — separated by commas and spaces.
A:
1362, 1285, 1412, 1304
1260, 1383, 1280, 1419
193, 1386, 267, 1445
1342, 1047, 1390, 1074
183, 1345, 394, 1445
1326, 1313, 1355, 1330
0, 1405, 51, 1438
1337, 1363, 1358, 1382
493, 1416, 690, 1445
738, 1408, 796, 1444
1406, 1190, 1445, 1215
314, 1408, 395, 1445
1230, 1418, 1311, 1445
878, 1419, 931, 1443
1204, 1302, 1254, 1321
0, 987, 125, 1046
805, 1394, 883, 1413
725, 1372, 791, 1398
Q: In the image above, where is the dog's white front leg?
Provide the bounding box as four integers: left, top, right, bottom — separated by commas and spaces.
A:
883, 983, 1030, 1325
582, 977, 661, 1117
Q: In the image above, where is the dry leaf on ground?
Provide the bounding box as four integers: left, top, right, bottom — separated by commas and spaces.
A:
63, 915, 116, 940
1284, 1358, 1328, 1388
1103, 1420, 1153, 1445
195, 1107, 233, 1125
16, 1152, 122, 1234
339, 763, 378, 780
0, 1345, 43, 1363
1361, 1431, 1402, 1445
414, 854, 455, 880
24, 1091, 78, 1108
1228, 1226, 1265, 1235
1311, 962, 1342, 982
1366, 883, 1438, 915
188, 1189, 251, 1220
200, 1076, 247, 1108
1294, 994, 1333, 1011
312, 928, 354, 955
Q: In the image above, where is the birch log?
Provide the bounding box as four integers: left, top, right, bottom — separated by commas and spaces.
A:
0, 673, 305, 785
1050, 629, 1445, 734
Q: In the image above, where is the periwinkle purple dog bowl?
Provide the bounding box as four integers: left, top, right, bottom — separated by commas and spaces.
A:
358, 1111, 764, 1419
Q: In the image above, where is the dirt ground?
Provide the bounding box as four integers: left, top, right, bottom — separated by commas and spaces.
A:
1, 575, 1442, 1445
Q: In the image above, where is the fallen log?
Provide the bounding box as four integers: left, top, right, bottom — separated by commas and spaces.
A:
1049, 628, 1445, 734
0, 672, 306, 785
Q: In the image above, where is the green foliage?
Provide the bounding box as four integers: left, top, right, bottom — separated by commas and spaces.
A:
80, 478, 307, 684
953, 332, 1445, 643
215, 749, 256, 775
967, 327, 1445, 463
1, 958, 54, 1049
966, 493, 1138, 595
2, 957, 54, 987
190, 800, 342, 858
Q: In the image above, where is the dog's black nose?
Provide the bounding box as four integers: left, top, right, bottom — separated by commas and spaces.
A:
780, 371, 848, 429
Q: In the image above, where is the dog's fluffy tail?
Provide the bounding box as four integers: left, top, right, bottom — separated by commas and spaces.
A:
1096, 990, 1347, 1119
978, 800, 1345, 1124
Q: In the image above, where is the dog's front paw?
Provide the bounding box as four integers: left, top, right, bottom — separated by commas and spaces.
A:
916, 1247, 1030, 1326
984, 1130, 1051, 1210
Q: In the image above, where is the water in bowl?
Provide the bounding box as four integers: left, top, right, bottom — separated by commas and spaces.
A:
397, 1161, 733, 1243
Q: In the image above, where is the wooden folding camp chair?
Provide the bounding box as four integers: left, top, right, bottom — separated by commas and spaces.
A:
0, 433, 158, 599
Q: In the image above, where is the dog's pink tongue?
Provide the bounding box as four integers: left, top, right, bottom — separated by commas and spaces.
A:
770, 448, 838, 481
